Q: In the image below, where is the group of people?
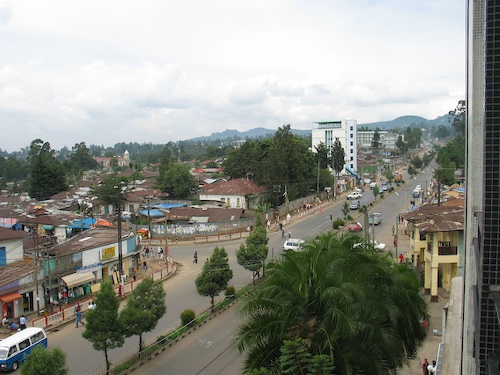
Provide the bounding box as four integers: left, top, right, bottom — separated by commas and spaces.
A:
422, 358, 437, 374
2, 315, 27, 332
142, 246, 165, 260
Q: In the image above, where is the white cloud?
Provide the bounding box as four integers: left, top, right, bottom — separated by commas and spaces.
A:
0, 0, 465, 152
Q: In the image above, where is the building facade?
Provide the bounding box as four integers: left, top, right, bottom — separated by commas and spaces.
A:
357, 130, 401, 150
464, 1, 498, 374
311, 119, 358, 174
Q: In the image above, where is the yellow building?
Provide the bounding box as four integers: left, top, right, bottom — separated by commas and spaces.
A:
402, 203, 464, 302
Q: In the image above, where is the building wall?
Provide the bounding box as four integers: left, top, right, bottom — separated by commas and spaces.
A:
199, 193, 247, 209
311, 119, 358, 173
465, 1, 496, 374
1, 238, 24, 264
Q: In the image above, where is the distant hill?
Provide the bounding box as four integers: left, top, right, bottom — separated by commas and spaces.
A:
187, 114, 454, 142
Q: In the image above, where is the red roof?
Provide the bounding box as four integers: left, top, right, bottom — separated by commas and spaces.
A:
200, 178, 268, 195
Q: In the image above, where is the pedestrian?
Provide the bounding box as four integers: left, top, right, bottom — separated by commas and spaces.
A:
75, 303, 84, 328
19, 315, 26, 330
2, 317, 8, 326
399, 253, 404, 263
392, 225, 395, 236
193, 251, 198, 264
279, 222, 283, 231
9, 322, 18, 332
427, 360, 436, 374
288, 230, 291, 238
422, 358, 429, 375
143, 260, 147, 271
88, 300, 96, 310
281, 229, 285, 238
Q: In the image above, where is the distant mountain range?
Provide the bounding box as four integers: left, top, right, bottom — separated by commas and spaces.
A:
189, 115, 454, 142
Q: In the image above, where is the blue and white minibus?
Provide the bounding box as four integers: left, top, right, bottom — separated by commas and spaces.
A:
0, 327, 47, 372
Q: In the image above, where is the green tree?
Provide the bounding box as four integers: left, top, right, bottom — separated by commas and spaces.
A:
331, 137, 345, 175
120, 277, 167, 355
314, 142, 330, 169
21, 346, 68, 375
234, 232, 427, 374
236, 215, 269, 283
195, 246, 233, 308
342, 201, 350, 219
156, 163, 198, 198
27, 139, 68, 200
82, 281, 124, 374
372, 128, 381, 149
411, 155, 423, 170
373, 184, 380, 198
385, 168, 394, 184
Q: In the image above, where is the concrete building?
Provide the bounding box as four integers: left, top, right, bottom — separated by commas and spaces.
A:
463, 1, 499, 374
311, 119, 358, 175
357, 130, 401, 150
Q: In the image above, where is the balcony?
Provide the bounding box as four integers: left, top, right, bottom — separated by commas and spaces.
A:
426, 242, 458, 256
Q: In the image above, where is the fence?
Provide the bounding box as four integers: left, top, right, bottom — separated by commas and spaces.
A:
31, 260, 177, 330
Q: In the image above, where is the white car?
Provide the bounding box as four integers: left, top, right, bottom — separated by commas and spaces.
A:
353, 240, 386, 251
347, 191, 363, 200
369, 182, 377, 189
283, 238, 305, 251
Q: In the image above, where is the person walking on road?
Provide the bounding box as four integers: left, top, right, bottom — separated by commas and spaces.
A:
75, 303, 84, 328
193, 251, 198, 264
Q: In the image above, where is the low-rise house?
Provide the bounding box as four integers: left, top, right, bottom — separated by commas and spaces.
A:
402, 201, 464, 302
46, 227, 138, 305
0, 227, 43, 320
199, 178, 269, 210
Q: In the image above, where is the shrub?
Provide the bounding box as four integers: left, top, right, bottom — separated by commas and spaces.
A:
225, 285, 236, 298
332, 218, 345, 229
180, 308, 196, 328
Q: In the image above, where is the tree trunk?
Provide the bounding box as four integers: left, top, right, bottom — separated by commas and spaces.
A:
105, 348, 110, 374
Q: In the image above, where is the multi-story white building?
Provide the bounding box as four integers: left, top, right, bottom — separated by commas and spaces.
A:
311, 119, 358, 175
357, 130, 401, 150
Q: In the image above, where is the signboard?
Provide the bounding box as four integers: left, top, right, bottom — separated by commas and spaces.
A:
76, 263, 103, 273
101, 246, 116, 260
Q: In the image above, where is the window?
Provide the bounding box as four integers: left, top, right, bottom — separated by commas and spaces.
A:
8, 346, 17, 357
30, 332, 44, 344
220, 198, 226, 203
18, 339, 30, 350
227, 198, 231, 206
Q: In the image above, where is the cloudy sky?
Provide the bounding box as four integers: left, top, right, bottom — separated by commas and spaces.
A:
0, 0, 465, 152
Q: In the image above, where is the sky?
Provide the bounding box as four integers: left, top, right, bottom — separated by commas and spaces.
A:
0, 0, 466, 153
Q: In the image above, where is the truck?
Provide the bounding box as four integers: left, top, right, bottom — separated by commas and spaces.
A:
394, 172, 402, 184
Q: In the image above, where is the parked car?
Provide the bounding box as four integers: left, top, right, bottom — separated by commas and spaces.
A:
368, 213, 382, 225
355, 187, 364, 193
283, 238, 305, 251
346, 191, 363, 200
347, 222, 363, 232
363, 178, 371, 185
349, 200, 361, 210
369, 182, 377, 189
381, 184, 388, 191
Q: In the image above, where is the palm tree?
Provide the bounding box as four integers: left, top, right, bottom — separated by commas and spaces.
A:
234, 232, 427, 375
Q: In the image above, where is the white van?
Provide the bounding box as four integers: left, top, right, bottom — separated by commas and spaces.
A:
0, 327, 48, 371
283, 239, 305, 251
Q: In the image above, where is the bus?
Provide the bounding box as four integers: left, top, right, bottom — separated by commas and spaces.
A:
0, 327, 48, 372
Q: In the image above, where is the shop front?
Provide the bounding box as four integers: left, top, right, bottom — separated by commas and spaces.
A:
1, 292, 22, 319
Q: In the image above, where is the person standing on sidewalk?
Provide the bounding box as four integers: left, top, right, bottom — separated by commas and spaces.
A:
19, 315, 26, 330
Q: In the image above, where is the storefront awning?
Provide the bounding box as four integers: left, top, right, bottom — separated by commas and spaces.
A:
61, 272, 95, 288
41, 224, 55, 230
0, 292, 22, 303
